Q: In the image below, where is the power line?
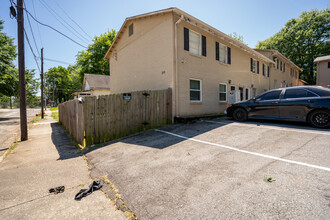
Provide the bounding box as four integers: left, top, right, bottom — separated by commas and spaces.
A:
24, 1, 40, 58
53, 1, 93, 40
24, 8, 87, 48
38, 0, 90, 45
24, 28, 41, 73
31, 0, 43, 47
43, 57, 73, 65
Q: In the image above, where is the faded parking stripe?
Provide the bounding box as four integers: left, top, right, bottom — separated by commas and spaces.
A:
155, 129, 330, 172
205, 120, 330, 136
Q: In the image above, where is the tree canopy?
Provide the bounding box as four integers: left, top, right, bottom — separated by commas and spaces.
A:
45, 65, 82, 103
229, 32, 247, 45
256, 9, 330, 84
0, 20, 17, 97
76, 29, 117, 80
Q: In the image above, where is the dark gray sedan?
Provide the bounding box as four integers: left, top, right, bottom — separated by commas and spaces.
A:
226, 86, 330, 128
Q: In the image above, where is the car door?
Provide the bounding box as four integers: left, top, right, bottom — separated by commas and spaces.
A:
249, 90, 282, 119
279, 88, 319, 120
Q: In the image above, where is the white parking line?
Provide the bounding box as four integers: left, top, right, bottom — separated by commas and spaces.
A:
155, 129, 330, 172
205, 120, 330, 136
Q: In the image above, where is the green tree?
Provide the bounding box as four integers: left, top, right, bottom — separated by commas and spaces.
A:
45, 66, 72, 104
229, 32, 247, 45
256, 9, 330, 84
67, 65, 83, 92
76, 29, 116, 80
0, 20, 17, 98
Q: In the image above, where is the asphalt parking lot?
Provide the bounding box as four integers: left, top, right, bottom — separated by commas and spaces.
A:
86, 117, 330, 219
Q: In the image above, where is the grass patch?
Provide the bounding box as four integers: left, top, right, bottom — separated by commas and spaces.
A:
1, 141, 18, 161
51, 111, 59, 121
50, 106, 58, 111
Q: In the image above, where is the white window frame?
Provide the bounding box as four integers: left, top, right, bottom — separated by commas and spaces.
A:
189, 29, 201, 56
189, 78, 202, 102
265, 65, 268, 77
245, 88, 250, 100
219, 83, 227, 102
219, 43, 228, 64
252, 88, 257, 98
273, 57, 278, 69
252, 59, 257, 73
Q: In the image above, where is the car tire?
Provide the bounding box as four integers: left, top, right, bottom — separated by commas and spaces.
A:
233, 108, 248, 122
308, 109, 330, 128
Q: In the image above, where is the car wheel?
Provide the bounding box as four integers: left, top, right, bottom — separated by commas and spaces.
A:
233, 108, 248, 122
308, 110, 330, 128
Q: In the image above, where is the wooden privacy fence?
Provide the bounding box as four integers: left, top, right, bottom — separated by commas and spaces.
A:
59, 89, 172, 146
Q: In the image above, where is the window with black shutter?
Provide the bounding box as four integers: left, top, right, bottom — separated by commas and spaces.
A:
215, 42, 219, 61
262, 64, 265, 76
202, 35, 206, 56
267, 66, 270, 77
250, 58, 253, 72
227, 47, 231, 64
257, 61, 259, 74
184, 27, 189, 51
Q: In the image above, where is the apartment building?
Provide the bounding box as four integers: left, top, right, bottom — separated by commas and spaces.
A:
104, 8, 302, 117
314, 55, 330, 87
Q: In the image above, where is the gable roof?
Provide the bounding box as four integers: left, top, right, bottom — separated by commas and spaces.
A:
314, 55, 330, 62
254, 49, 303, 72
82, 74, 110, 91
104, 8, 274, 64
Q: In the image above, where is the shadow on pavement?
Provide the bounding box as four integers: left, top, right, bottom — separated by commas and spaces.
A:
0, 117, 19, 121
50, 123, 82, 160
83, 119, 228, 154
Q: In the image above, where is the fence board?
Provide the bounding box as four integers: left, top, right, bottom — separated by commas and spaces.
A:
59, 89, 172, 146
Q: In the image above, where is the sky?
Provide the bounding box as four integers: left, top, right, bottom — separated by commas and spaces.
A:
0, 0, 329, 76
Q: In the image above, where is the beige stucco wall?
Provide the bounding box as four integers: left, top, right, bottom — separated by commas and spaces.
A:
175, 20, 272, 116
92, 89, 111, 96
316, 61, 330, 86
107, 12, 302, 118
256, 51, 300, 89
109, 13, 174, 94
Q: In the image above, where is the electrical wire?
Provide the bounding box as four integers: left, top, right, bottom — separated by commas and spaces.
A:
24, 1, 40, 58
43, 57, 73, 65
24, 28, 41, 73
38, 0, 90, 45
53, 0, 93, 40
24, 8, 87, 48
31, 0, 43, 47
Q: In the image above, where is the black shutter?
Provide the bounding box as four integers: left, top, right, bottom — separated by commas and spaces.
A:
283, 63, 285, 72
216, 42, 219, 61
277, 59, 279, 69
202, 35, 206, 56
257, 61, 259, 74
267, 66, 270, 77
250, 58, 253, 72
262, 64, 265, 75
184, 28, 189, 51
227, 47, 231, 64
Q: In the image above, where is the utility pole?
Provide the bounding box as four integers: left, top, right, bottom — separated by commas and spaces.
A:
17, 0, 28, 141
41, 48, 44, 119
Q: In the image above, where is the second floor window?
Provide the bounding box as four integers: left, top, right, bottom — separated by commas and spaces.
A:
219, 43, 227, 64
184, 28, 206, 57
189, 30, 201, 56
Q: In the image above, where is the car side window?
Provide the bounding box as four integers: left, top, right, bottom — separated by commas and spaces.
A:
259, 91, 281, 101
284, 89, 318, 99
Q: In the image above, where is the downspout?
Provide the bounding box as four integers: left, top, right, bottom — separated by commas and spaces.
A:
174, 15, 184, 119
